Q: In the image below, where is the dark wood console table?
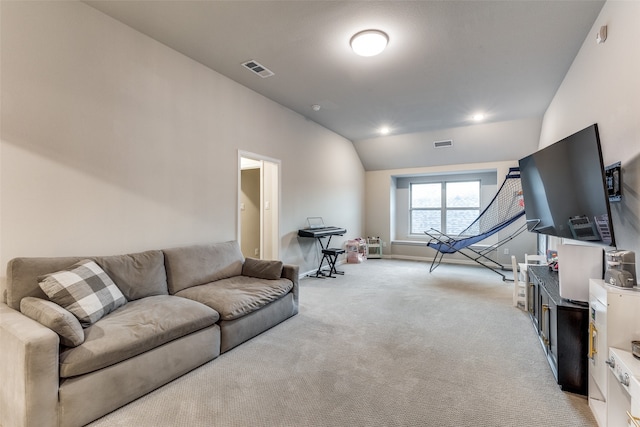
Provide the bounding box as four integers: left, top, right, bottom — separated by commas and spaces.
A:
528, 266, 589, 396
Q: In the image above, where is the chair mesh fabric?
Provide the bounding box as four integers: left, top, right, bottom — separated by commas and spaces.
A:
426, 168, 525, 253
424, 168, 527, 280
460, 168, 525, 237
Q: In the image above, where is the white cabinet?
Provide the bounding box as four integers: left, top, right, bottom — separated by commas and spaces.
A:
588, 279, 640, 426
607, 348, 640, 427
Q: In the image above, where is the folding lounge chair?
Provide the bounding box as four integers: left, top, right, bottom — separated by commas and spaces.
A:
424, 167, 527, 280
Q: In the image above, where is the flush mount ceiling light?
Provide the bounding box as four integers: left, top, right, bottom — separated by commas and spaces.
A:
472, 113, 485, 122
350, 30, 389, 57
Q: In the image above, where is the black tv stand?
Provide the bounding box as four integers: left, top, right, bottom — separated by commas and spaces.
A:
527, 266, 589, 395
564, 299, 589, 307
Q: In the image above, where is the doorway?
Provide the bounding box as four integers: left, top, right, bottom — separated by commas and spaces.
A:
238, 151, 280, 260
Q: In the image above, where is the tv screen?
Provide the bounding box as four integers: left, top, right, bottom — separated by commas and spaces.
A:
518, 124, 615, 247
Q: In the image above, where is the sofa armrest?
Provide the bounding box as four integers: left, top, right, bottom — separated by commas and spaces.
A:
0, 303, 59, 427
281, 264, 299, 309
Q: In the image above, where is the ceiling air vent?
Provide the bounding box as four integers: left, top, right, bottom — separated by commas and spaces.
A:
433, 139, 453, 148
242, 60, 275, 78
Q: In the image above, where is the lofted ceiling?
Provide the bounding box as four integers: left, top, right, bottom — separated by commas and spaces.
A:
85, 0, 605, 170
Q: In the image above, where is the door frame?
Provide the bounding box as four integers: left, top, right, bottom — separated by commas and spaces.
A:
238, 150, 281, 260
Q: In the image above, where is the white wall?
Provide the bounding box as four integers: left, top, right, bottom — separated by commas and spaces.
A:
539, 0, 640, 258
362, 115, 543, 269
354, 117, 542, 171
0, 1, 365, 291
365, 160, 537, 265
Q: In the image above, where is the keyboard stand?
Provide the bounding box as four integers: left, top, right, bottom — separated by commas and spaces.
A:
298, 226, 347, 278
313, 234, 344, 278
318, 248, 345, 278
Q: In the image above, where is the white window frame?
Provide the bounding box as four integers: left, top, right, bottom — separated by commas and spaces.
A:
409, 180, 481, 237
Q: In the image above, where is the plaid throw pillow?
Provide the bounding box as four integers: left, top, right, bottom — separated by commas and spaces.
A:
38, 260, 127, 327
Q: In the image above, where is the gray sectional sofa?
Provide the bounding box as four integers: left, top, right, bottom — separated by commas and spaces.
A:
0, 240, 299, 427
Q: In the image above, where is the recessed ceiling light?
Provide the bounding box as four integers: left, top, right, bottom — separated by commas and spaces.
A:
472, 113, 485, 122
350, 30, 389, 57
379, 126, 391, 135
311, 104, 321, 112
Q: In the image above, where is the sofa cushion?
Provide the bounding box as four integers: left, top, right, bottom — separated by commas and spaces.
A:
20, 297, 85, 347
6, 256, 86, 311
59, 295, 219, 378
242, 258, 283, 280
94, 250, 168, 301
163, 241, 244, 294
175, 276, 293, 321
38, 260, 127, 327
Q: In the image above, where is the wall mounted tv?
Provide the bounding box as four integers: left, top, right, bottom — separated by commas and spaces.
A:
518, 124, 615, 247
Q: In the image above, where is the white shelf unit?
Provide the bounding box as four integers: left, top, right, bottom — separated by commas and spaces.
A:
588, 279, 640, 427
366, 237, 381, 259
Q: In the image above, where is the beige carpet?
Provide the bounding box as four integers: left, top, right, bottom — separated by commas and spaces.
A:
88, 259, 596, 427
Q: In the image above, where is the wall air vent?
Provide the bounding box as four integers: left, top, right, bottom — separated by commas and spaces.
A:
242, 60, 275, 78
433, 139, 453, 148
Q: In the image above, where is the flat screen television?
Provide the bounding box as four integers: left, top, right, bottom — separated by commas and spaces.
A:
518, 124, 615, 247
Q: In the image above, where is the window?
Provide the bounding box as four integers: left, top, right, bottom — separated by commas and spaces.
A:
394, 171, 495, 242
410, 180, 480, 236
